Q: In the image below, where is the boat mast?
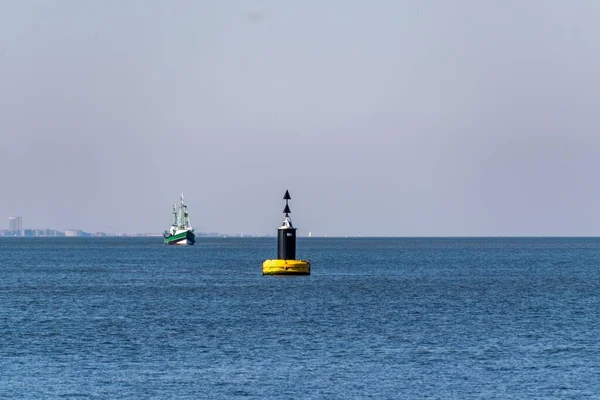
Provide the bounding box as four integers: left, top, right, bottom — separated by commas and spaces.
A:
177, 193, 184, 229
184, 203, 191, 229
181, 193, 192, 229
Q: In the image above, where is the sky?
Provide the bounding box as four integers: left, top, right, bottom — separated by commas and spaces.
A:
1, 0, 599, 236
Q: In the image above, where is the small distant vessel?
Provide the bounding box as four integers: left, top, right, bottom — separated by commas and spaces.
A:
308, 232, 312, 238
163, 193, 195, 245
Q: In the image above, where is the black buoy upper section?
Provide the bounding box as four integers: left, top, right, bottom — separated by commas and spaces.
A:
277, 226, 296, 260
277, 190, 297, 260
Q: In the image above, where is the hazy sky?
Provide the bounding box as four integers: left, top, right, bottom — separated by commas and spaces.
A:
1, 1, 599, 236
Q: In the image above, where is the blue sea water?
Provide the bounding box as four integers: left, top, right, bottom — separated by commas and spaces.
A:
1, 237, 599, 399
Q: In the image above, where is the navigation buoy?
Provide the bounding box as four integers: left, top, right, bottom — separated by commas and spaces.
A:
262, 190, 311, 275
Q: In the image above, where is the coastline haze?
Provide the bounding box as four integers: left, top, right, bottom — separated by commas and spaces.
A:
1, 1, 599, 236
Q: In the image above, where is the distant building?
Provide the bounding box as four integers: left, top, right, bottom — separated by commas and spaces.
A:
33, 229, 65, 236
8, 216, 22, 231
65, 229, 91, 237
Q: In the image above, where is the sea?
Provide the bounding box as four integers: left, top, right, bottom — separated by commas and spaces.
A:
1, 237, 599, 399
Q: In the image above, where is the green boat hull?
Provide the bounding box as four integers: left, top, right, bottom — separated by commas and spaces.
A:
164, 230, 195, 245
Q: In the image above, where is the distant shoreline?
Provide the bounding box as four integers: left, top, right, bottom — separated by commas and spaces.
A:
1, 236, 599, 239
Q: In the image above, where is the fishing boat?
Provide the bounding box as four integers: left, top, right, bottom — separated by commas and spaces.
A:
163, 193, 196, 245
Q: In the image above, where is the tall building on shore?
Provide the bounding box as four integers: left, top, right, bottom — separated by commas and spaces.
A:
8, 217, 22, 231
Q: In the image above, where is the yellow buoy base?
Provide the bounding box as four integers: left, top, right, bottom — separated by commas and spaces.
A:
262, 259, 311, 275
